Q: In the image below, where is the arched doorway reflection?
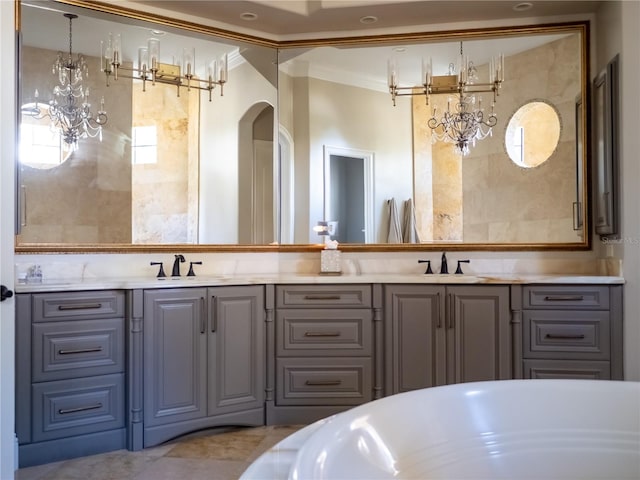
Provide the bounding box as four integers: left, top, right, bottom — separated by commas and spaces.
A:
238, 102, 275, 244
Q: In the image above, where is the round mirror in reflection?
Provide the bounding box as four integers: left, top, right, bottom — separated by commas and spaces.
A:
20, 103, 72, 169
505, 100, 561, 168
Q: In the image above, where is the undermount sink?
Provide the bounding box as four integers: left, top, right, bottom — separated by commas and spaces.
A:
528, 275, 605, 282
155, 275, 230, 282
185, 275, 230, 281
420, 274, 484, 283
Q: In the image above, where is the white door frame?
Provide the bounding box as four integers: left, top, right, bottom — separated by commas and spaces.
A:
1, 0, 17, 476
279, 127, 294, 244
323, 145, 374, 243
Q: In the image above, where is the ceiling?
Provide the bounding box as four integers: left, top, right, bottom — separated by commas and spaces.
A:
22, 0, 589, 93
122, 0, 602, 41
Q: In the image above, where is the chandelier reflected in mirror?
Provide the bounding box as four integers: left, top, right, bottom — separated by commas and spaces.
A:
388, 42, 504, 156
21, 13, 108, 150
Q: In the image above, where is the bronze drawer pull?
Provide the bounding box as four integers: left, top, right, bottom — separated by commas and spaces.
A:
58, 347, 103, 355
545, 334, 586, 340
303, 295, 341, 300
304, 332, 341, 337
305, 380, 342, 386
543, 295, 584, 301
58, 403, 103, 415
57, 303, 103, 311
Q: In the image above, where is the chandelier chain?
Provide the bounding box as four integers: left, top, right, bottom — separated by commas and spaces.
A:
68, 15, 72, 60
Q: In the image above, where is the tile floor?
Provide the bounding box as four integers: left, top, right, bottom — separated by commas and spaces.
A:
16, 425, 303, 480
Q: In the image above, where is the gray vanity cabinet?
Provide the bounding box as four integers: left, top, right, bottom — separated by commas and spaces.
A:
384, 284, 512, 395
521, 285, 623, 379
15, 290, 126, 467
141, 285, 265, 448
267, 284, 376, 425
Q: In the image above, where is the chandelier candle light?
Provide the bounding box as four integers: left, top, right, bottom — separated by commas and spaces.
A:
22, 13, 108, 149
388, 42, 505, 155
101, 33, 228, 101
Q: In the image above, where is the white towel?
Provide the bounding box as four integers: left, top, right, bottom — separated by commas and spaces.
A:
402, 198, 421, 243
387, 198, 402, 243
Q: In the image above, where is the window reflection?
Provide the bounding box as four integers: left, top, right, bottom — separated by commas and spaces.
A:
20, 105, 71, 169
505, 101, 561, 169
132, 125, 157, 165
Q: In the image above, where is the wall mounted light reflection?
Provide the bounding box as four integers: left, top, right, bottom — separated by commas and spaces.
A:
313, 221, 330, 236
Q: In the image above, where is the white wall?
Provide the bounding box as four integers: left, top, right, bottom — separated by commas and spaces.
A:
199, 61, 277, 243
0, 0, 16, 475
291, 77, 413, 243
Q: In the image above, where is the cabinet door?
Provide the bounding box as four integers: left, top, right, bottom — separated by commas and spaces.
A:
144, 288, 207, 427
384, 285, 445, 394
447, 285, 511, 384
208, 285, 265, 416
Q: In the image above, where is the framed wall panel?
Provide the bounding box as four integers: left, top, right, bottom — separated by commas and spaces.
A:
593, 54, 619, 237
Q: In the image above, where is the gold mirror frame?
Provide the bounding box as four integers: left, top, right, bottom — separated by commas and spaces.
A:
14, 0, 590, 254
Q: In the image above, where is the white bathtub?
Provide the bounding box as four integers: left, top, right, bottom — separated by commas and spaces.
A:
241, 380, 640, 479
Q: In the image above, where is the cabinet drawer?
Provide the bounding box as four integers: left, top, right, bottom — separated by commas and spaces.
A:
277, 310, 372, 356
523, 311, 610, 360
522, 286, 609, 310
523, 359, 611, 380
276, 358, 372, 406
32, 319, 124, 382
33, 291, 125, 322
31, 373, 125, 442
276, 285, 371, 308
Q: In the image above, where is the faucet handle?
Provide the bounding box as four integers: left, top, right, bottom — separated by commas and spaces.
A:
455, 260, 471, 274
418, 259, 433, 274
187, 261, 203, 277
150, 261, 166, 278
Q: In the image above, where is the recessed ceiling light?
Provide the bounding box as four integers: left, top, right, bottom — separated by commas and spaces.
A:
513, 2, 533, 12
393, 47, 406, 53
240, 12, 258, 21
150, 29, 165, 36
360, 15, 378, 25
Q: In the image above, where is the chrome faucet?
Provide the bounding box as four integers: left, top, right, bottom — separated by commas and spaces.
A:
171, 254, 185, 277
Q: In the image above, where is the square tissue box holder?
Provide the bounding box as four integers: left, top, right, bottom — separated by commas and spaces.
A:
320, 249, 342, 275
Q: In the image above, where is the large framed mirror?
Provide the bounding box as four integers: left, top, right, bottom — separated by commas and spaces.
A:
15, 0, 590, 253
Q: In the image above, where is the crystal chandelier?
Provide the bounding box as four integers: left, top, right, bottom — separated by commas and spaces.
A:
101, 32, 228, 101
388, 42, 504, 156
22, 13, 108, 150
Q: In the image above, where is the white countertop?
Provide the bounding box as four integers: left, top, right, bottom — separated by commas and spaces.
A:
13, 273, 625, 293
